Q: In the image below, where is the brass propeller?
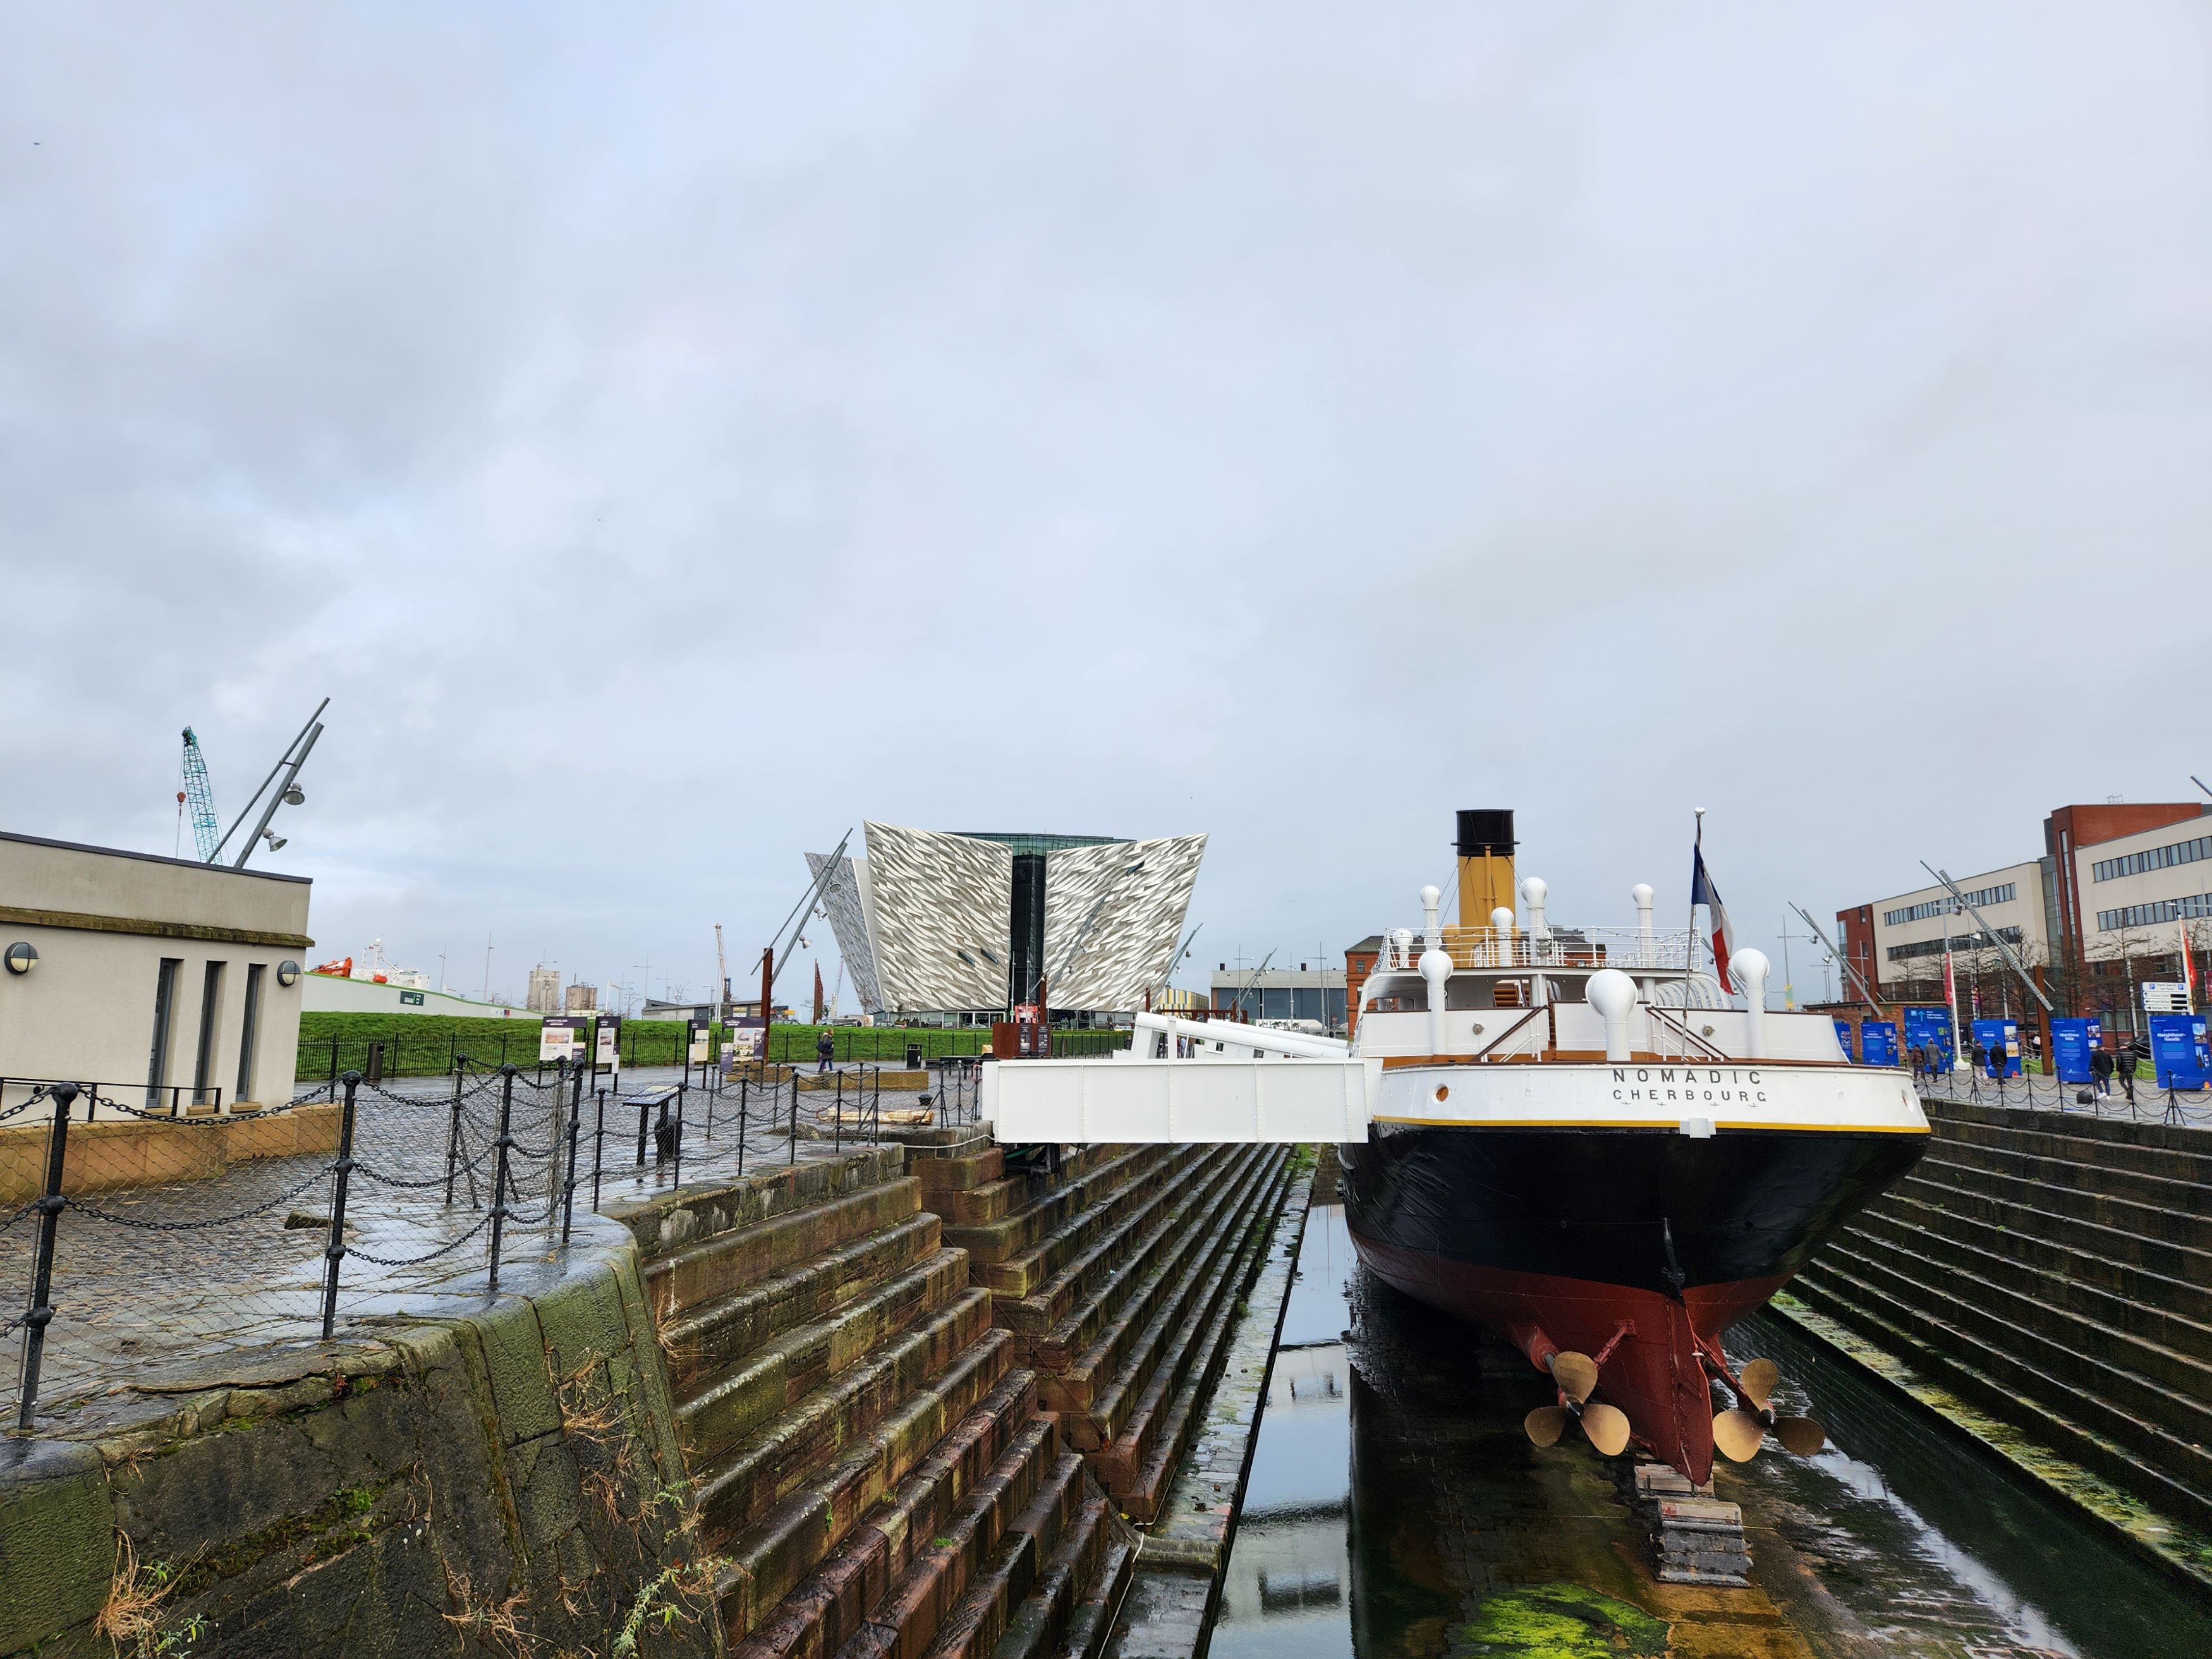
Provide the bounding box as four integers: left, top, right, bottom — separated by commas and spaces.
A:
1773, 1416, 1827, 1457
1580, 1402, 1631, 1457
1738, 1357, 1780, 1410
1524, 1405, 1568, 1447
1712, 1408, 1767, 1462
1549, 1351, 1599, 1404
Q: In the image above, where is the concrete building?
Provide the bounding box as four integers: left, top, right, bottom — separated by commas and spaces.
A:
564, 981, 599, 1013
526, 964, 562, 1014
1838, 799, 2212, 1034
1211, 964, 1347, 1034
299, 974, 528, 1019
0, 831, 313, 1115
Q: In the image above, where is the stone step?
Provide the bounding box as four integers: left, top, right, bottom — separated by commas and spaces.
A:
834, 1414, 1066, 1659
711, 1329, 1023, 1637
1928, 1100, 2212, 1182
1893, 1167, 2212, 1289
681, 1248, 976, 1463
1054, 1526, 1136, 1659
1932, 1110, 2212, 1191
647, 1176, 925, 1323
942, 1148, 1181, 1271
1926, 1133, 2212, 1220
1790, 1260, 2212, 1532
697, 1291, 1003, 1548
1852, 1201, 2212, 1367
912, 1146, 1007, 1207
1006, 1146, 1246, 1345
663, 1214, 945, 1396
1047, 1151, 1281, 1435
1828, 1224, 2212, 1428
983, 1494, 1115, 1659
619, 1146, 908, 1265
728, 1366, 1042, 1657
1091, 1161, 1287, 1520
978, 1150, 1224, 1310
1913, 1150, 2212, 1254
916, 1451, 1091, 1659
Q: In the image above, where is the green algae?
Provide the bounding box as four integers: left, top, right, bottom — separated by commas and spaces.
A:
1461, 1583, 1668, 1656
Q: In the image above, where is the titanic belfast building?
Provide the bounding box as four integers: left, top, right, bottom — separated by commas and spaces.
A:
806, 824, 1206, 1024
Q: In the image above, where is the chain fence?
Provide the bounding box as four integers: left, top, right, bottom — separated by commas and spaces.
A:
3, 1052, 990, 1433
1914, 1060, 2212, 1129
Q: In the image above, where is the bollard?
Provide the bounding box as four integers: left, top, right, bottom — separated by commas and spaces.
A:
319, 1071, 362, 1340
487, 1066, 518, 1293
835, 1067, 843, 1155
635, 1093, 651, 1169
15, 1081, 79, 1431
789, 1071, 798, 1165
674, 1081, 686, 1188
737, 1073, 748, 1178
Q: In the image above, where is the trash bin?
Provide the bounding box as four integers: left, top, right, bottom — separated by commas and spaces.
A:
366, 1041, 385, 1086
905, 1042, 923, 1071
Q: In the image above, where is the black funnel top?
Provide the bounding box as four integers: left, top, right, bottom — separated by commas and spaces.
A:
1455, 810, 1516, 858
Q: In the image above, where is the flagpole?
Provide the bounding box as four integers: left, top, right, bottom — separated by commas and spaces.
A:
1689, 808, 1705, 1002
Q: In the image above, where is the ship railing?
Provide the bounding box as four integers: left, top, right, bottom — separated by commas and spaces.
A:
1367, 925, 1693, 973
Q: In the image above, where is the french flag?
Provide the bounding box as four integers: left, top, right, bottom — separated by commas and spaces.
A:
1691, 841, 1739, 995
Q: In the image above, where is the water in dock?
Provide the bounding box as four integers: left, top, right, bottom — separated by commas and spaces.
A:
1212, 1204, 2208, 1657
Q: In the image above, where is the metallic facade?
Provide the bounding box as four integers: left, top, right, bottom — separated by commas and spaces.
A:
806, 822, 1206, 1017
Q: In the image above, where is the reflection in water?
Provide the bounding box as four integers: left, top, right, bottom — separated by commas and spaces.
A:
1212, 1204, 2209, 1658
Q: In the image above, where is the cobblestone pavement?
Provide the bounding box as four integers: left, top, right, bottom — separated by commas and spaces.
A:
1917, 1068, 2211, 1127
1, 1063, 978, 1427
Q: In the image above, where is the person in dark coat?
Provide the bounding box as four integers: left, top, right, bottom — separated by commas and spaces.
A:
816, 1029, 835, 1074
1988, 1037, 2008, 1079
2091, 1045, 2114, 1097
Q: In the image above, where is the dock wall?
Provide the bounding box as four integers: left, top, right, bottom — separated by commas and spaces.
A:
1788, 1097, 2212, 1583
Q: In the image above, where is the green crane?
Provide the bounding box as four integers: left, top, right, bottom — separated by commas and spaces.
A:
180, 728, 221, 861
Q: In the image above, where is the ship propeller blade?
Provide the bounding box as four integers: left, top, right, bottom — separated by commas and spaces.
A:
1524, 1406, 1569, 1448
1549, 1351, 1600, 1404
1773, 1416, 1827, 1457
1713, 1408, 1766, 1462
1738, 1357, 1781, 1410
1579, 1402, 1631, 1457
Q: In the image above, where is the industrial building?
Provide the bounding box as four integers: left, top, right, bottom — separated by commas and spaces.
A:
807, 823, 1206, 1024
1838, 798, 2212, 1033
1209, 964, 1347, 1034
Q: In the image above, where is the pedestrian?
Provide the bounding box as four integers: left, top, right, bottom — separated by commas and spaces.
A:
816, 1028, 835, 1074
1971, 1037, 1988, 1074
2091, 1045, 2113, 1098
1988, 1037, 2008, 1079
2118, 1041, 2138, 1107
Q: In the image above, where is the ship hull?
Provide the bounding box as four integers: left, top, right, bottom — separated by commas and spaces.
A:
1340, 1121, 1923, 1479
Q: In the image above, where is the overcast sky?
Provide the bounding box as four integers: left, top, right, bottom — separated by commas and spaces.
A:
5, 4, 2209, 1012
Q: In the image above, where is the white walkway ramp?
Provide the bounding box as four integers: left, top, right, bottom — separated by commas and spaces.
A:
980, 1055, 1377, 1144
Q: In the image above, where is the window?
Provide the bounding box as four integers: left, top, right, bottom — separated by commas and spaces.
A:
1362, 974, 1426, 1012
192, 961, 226, 1105
1885, 928, 2021, 963
2097, 893, 2212, 932
147, 957, 182, 1105
2091, 834, 2212, 883
1882, 884, 2017, 928
237, 963, 265, 1102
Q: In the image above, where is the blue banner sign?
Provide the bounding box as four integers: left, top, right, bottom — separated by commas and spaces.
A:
2050, 1018, 2101, 1084
1860, 1021, 1898, 1067
2148, 1014, 2209, 1090
1832, 1019, 1856, 1062
1971, 1018, 2022, 1078
1902, 1006, 1954, 1070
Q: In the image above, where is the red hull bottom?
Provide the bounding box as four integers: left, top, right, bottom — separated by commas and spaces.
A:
1348, 1227, 1785, 1483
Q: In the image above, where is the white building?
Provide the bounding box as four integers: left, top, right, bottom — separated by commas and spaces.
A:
527, 964, 562, 1014
2070, 810, 2212, 966
298, 973, 530, 1019
0, 831, 313, 1114
1864, 860, 2051, 992
1210, 964, 1349, 1034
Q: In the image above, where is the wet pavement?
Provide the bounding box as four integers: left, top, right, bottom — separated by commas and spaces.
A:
1212, 1205, 2209, 1658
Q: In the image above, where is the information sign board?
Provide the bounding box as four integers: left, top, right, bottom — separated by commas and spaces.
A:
2142, 981, 2192, 1015
1902, 1006, 1954, 1069
539, 1015, 586, 1064
2148, 1014, 2209, 1090
2050, 1018, 2102, 1085
1832, 1019, 1856, 1062
1859, 1021, 1898, 1067
1971, 1018, 2022, 1078
596, 1015, 622, 1075
688, 1019, 710, 1064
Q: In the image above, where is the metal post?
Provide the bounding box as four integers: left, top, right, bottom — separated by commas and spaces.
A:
15, 1082, 78, 1431
835, 1067, 843, 1154
737, 1074, 748, 1178
591, 1087, 607, 1210
487, 1066, 517, 1294
635, 1090, 650, 1169
443, 1057, 468, 1206
674, 1081, 686, 1188
329, 1036, 339, 1102
789, 1071, 798, 1165
562, 1062, 583, 1244
872, 1064, 880, 1145
319, 1071, 362, 1340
